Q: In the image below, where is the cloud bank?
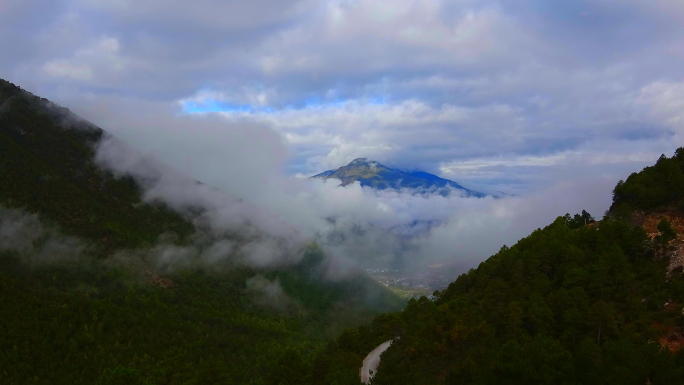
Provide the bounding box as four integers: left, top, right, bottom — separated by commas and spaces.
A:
91, 118, 620, 275
2, 0, 683, 194
2, 0, 683, 275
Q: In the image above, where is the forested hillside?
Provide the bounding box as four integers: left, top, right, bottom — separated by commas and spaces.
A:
0, 79, 403, 384
0, 79, 193, 251
612, 149, 684, 212
317, 150, 684, 385
0, 246, 402, 384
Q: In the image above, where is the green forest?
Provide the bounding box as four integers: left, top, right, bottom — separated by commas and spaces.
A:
0, 79, 193, 252
613, 149, 684, 212
0, 247, 401, 384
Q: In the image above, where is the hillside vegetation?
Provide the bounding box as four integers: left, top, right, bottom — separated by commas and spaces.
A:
317, 150, 684, 385
0, 246, 403, 385
612, 149, 684, 213
0, 79, 194, 251
0, 79, 403, 385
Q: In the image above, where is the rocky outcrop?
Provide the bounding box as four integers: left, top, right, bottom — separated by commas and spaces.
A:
152, 274, 174, 289
634, 212, 684, 277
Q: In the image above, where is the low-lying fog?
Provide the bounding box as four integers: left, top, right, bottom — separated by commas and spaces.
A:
68, 95, 638, 282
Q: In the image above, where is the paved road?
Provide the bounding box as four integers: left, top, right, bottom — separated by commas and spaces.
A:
360, 340, 393, 384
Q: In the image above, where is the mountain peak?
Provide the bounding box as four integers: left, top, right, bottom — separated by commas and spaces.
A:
349, 157, 372, 165
312, 159, 485, 197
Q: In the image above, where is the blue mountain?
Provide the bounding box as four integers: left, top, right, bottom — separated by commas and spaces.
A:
312, 158, 485, 197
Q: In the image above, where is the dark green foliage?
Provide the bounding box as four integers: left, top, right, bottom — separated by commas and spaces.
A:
612, 148, 684, 211
96, 367, 148, 385
318, 214, 684, 384
0, 250, 401, 385
563, 210, 595, 229
0, 79, 194, 251
656, 219, 677, 246
266, 349, 311, 385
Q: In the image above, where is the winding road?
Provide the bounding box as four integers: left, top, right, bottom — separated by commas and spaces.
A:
360, 340, 393, 384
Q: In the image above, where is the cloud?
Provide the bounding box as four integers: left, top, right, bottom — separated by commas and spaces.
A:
438, 149, 661, 178
75, 0, 317, 31
3, 0, 684, 276
0, 206, 88, 264
638, 80, 684, 134
41, 36, 129, 85
246, 274, 298, 312
3, 0, 683, 191
411, 175, 618, 266
43, 61, 93, 80
87, 113, 624, 276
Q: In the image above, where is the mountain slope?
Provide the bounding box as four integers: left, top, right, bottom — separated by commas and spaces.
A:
312, 158, 485, 197
0, 79, 403, 385
0, 78, 194, 251
316, 150, 684, 385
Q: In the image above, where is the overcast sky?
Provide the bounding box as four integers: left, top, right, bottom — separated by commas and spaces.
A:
3, 0, 684, 195
5, 0, 684, 270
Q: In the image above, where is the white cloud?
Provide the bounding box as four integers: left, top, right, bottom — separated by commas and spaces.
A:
91, 121, 622, 272
182, 98, 528, 175
0, 206, 88, 263
76, 0, 318, 31
43, 60, 93, 80
638, 80, 684, 132
439, 151, 657, 174
4, 0, 684, 273
250, 0, 530, 79
41, 36, 128, 83
412, 175, 618, 264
